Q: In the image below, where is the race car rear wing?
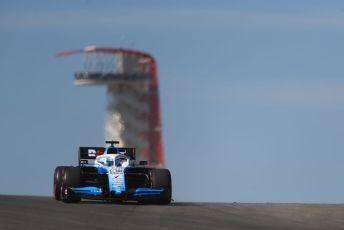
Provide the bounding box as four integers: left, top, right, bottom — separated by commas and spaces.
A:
78, 147, 136, 166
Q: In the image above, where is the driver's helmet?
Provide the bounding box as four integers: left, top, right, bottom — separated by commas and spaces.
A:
106, 158, 114, 166
97, 156, 114, 166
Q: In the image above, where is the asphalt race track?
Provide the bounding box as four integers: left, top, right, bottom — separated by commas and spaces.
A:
0, 195, 343, 230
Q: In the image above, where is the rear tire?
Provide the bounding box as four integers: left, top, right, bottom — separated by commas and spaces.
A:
150, 169, 172, 205
61, 166, 81, 203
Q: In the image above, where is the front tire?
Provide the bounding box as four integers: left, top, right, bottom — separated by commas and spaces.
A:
61, 166, 81, 203
53, 166, 65, 200
150, 169, 172, 205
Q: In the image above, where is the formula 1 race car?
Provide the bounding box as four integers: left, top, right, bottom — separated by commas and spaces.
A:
53, 141, 172, 204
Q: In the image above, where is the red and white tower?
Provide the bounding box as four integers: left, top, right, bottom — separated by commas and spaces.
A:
57, 47, 164, 167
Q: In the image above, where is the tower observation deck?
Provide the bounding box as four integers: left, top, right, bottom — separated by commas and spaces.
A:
57, 46, 164, 167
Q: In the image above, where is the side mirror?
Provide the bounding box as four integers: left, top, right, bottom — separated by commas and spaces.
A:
139, 161, 148, 166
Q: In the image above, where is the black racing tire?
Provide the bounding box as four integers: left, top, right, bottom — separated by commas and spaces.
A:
61, 166, 81, 203
150, 168, 172, 205
53, 166, 65, 200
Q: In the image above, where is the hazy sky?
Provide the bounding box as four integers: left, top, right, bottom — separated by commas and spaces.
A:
1, 0, 344, 203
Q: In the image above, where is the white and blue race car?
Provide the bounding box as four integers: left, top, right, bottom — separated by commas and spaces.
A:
53, 141, 172, 204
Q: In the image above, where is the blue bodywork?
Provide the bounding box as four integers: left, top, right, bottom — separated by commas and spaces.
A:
70, 186, 163, 197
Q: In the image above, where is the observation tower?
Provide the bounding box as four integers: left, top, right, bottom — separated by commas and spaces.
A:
57, 46, 164, 167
